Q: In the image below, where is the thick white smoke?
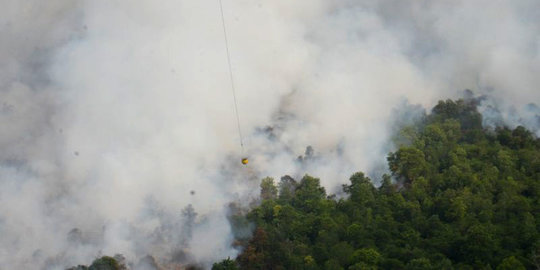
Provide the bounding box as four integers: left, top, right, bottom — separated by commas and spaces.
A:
1, 0, 539, 268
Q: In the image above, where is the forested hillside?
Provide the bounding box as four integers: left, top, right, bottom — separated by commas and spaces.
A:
68, 98, 539, 269
214, 99, 540, 270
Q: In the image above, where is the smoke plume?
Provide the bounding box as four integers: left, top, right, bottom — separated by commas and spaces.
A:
1, 0, 539, 268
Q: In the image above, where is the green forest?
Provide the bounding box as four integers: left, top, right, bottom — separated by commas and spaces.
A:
214, 99, 540, 270
71, 98, 539, 269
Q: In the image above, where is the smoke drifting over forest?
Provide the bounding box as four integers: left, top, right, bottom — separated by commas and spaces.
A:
1, 0, 539, 268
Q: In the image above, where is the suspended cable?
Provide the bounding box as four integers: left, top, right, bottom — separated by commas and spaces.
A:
218, 0, 244, 151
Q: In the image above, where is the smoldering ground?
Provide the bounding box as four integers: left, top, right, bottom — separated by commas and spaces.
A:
1, 0, 539, 269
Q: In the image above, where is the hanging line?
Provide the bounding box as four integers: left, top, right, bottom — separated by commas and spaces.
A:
218, 0, 244, 152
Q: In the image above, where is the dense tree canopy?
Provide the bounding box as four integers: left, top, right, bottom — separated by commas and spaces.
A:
215, 98, 540, 270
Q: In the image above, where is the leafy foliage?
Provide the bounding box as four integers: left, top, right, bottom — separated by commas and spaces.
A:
67, 255, 128, 270
225, 99, 539, 269
88, 256, 123, 270
212, 258, 239, 270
